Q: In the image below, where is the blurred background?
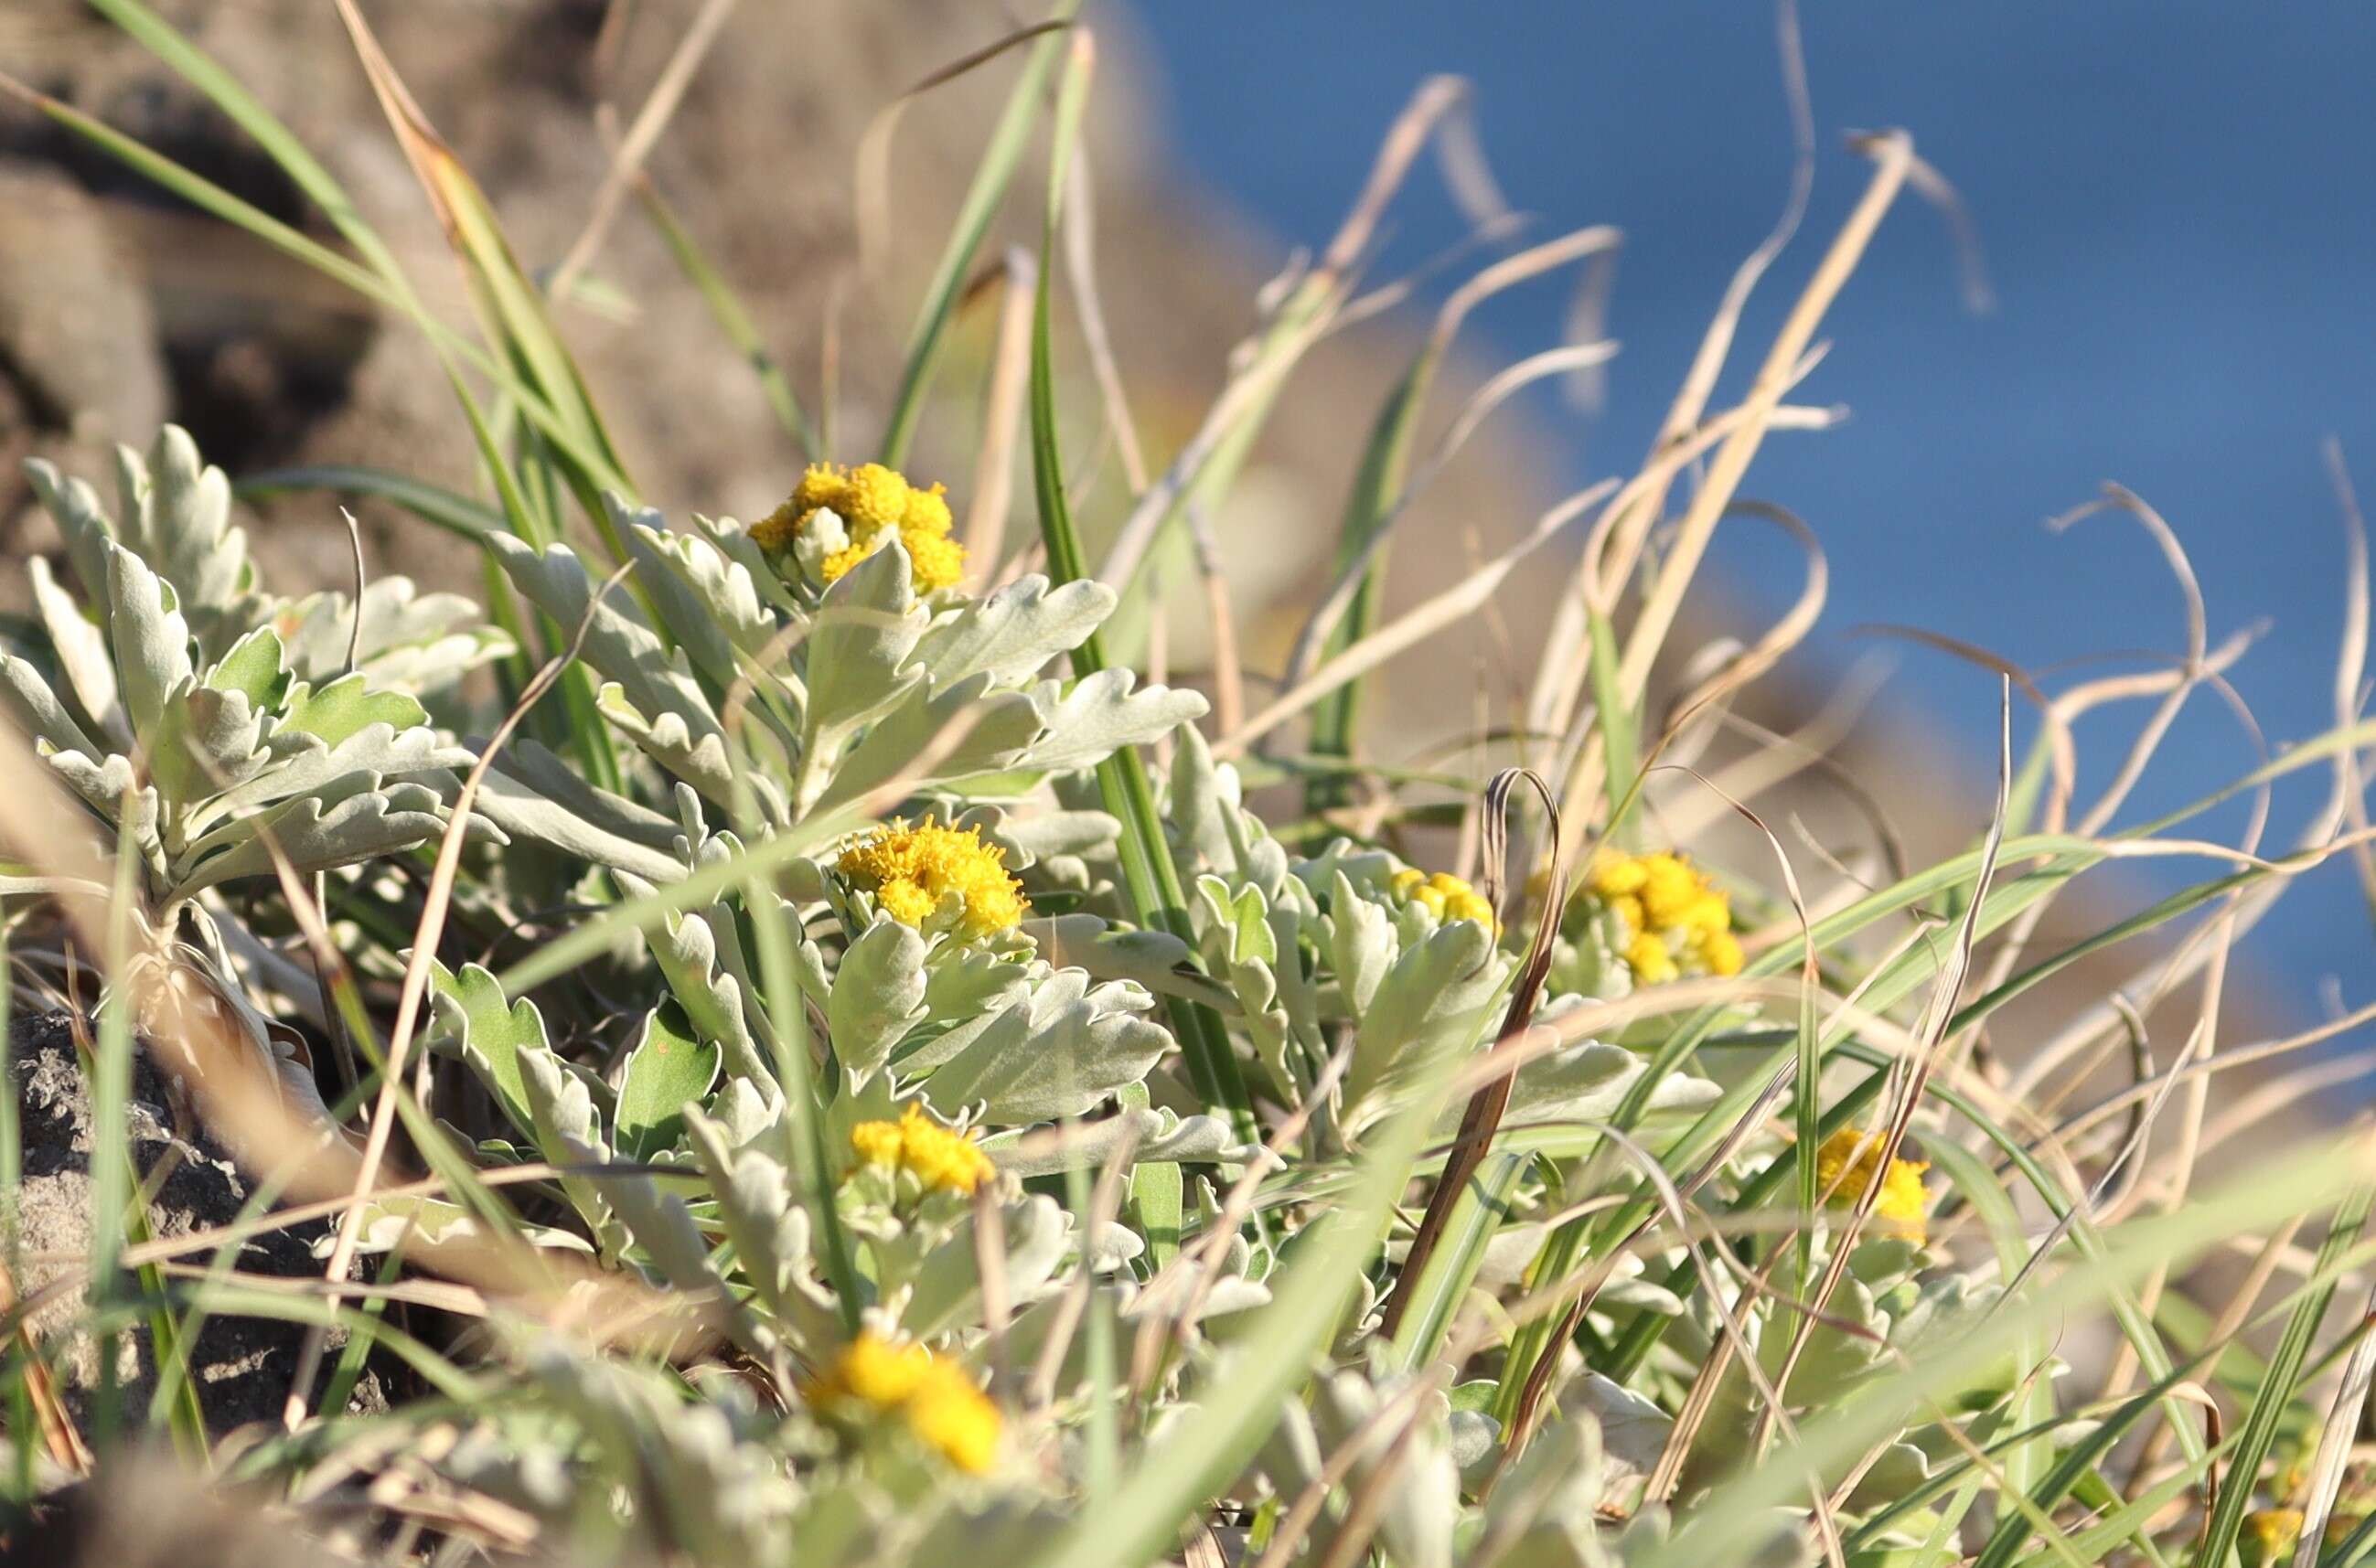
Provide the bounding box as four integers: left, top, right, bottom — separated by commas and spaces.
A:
1129, 0, 2376, 1032
3, 0, 2372, 1039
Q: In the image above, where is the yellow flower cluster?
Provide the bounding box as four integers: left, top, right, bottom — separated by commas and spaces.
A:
838, 817, 1026, 938
808, 1332, 1001, 1474
1390, 867, 1496, 929
749, 461, 966, 593
1585, 848, 1743, 985
1814, 1128, 1931, 1242
850, 1104, 997, 1197
2243, 1509, 2303, 1564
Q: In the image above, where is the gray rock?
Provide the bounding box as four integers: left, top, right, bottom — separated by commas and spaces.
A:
6, 1009, 382, 1440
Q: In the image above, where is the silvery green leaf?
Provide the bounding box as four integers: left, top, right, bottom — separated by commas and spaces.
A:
1169, 724, 1237, 872
102, 540, 193, 742
172, 781, 468, 895
110, 426, 262, 657
42, 749, 156, 853
314, 1193, 593, 1258
187, 721, 471, 835
2, 652, 102, 760
1329, 869, 1396, 1019
1493, 1038, 1719, 1128
829, 917, 929, 1077
910, 573, 1112, 688
1140, 1111, 1255, 1164
1481, 1413, 1611, 1568
684, 1111, 840, 1347
981, 1107, 1162, 1179
613, 1003, 722, 1161
1085, 1217, 1146, 1271
807, 673, 1043, 816
694, 512, 807, 621
278, 671, 430, 747
277, 576, 510, 691
607, 1168, 722, 1292
595, 678, 753, 816
990, 805, 1119, 861
1171, 726, 1291, 896
487, 536, 744, 808
634, 514, 780, 660
615, 870, 776, 1091
922, 969, 1173, 1123
903, 1193, 1071, 1336
805, 539, 926, 741
426, 960, 549, 1133
149, 680, 271, 806
1566, 1372, 1672, 1490
1345, 920, 1504, 1117
1127, 1269, 1272, 1325
1020, 667, 1210, 775
1311, 1372, 1456, 1568
22, 458, 117, 617
621, 501, 775, 690
519, 1044, 626, 1257
1022, 912, 1233, 1011
27, 556, 121, 744
712, 1077, 781, 1148
464, 740, 685, 882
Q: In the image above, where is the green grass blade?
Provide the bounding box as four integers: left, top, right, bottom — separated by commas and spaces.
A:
1386, 1149, 1529, 1371
235, 466, 503, 543
879, 0, 1083, 466
1304, 353, 1436, 810
2199, 1177, 2376, 1568
1024, 38, 1258, 1143
633, 175, 819, 463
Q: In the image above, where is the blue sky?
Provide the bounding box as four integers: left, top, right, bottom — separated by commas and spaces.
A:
1127, 1, 2376, 1026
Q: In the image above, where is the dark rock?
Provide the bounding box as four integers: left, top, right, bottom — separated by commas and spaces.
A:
6, 1009, 383, 1441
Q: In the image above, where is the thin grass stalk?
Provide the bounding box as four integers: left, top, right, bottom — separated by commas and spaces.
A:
878, 1, 1084, 465
1024, 34, 1258, 1144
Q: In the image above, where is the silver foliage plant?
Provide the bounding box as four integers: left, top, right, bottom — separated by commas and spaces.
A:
1, 429, 2007, 1568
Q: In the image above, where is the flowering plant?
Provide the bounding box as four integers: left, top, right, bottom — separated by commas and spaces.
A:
0, 7, 2370, 1568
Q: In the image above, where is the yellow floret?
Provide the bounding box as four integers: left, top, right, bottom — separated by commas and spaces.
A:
1587, 848, 1739, 986
1589, 849, 1649, 898
1814, 1128, 1931, 1241
752, 461, 968, 593
2244, 1509, 2303, 1564
850, 1117, 906, 1169
1638, 854, 1703, 926
1624, 930, 1678, 987
848, 1103, 996, 1197
811, 1331, 934, 1410
902, 483, 955, 536
809, 1333, 1002, 1474
1388, 864, 1496, 932
905, 1365, 1001, 1475
838, 817, 1027, 939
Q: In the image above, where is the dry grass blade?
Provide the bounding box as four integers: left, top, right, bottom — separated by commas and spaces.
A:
1378, 768, 1562, 1340
549, 0, 741, 301
2290, 1291, 2376, 1568
853, 19, 1075, 285
1608, 133, 1912, 710
1221, 482, 1611, 755
0, 1256, 92, 1474
964, 248, 1040, 578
